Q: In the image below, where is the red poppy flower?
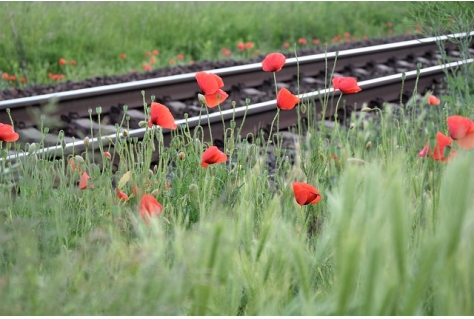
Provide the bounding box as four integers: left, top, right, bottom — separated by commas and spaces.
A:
344, 32, 350, 38
195, 72, 224, 95
221, 47, 231, 56
283, 42, 290, 48
245, 42, 254, 49
0, 123, 19, 142
332, 76, 362, 94
262, 52, 286, 72
70, 60, 77, 66
116, 188, 129, 201
292, 182, 322, 206
152, 49, 159, 56
59, 58, 67, 66
169, 59, 176, 65
277, 88, 300, 110
148, 102, 177, 130
9, 75, 16, 82
447, 115, 474, 150
20, 77, 26, 83
119, 53, 127, 59
142, 63, 152, 71
79, 172, 94, 189
237, 42, 245, 51
103, 151, 111, 160
298, 38, 307, 45
150, 56, 156, 65
313, 39, 320, 45
387, 22, 393, 27
419, 131, 456, 162
177, 54, 184, 60
201, 146, 227, 167
139, 194, 163, 224
2, 73, 9, 80
145, 52, 151, 57
428, 95, 440, 105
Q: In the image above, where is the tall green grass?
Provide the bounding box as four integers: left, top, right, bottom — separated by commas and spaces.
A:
0, 1, 414, 86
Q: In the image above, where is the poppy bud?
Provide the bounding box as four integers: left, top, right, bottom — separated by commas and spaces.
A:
84, 136, 90, 149
105, 136, 114, 145
75, 155, 85, 163
178, 152, 185, 160
28, 143, 36, 153
122, 130, 129, 137
189, 183, 199, 193
366, 141, 372, 150
151, 189, 160, 197
198, 93, 207, 106
138, 121, 148, 128
350, 123, 355, 130
361, 107, 373, 113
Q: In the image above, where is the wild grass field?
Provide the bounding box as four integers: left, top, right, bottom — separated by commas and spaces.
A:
1, 1, 474, 316
0, 1, 415, 87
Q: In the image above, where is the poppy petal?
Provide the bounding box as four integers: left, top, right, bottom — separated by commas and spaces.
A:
196, 72, 219, 95
292, 182, 321, 206
0, 123, 19, 142
201, 146, 227, 167
277, 88, 300, 110
428, 95, 440, 105
139, 194, 163, 224
262, 52, 286, 72
204, 89, 229, 108
148, 102, 177, 129
447, 115, 473, 140
455, 131, 474, 150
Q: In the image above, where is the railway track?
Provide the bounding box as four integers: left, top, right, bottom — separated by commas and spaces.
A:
1, 32, 474, 167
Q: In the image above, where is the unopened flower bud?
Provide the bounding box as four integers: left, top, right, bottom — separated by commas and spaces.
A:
349, 123, 355, 130
103, 151, 111, 159
178, 152, 185, 160
105, 136, 114, 145
138, 121, 148, 128
75, 155, 85, 163
84, 136, 90, 149
361, 107, 373, 113
151, 189, 160, 197
122, 130, 129, 137
198, 93, 207, 105
366, 141, 372, 150
28, 143, 36, 153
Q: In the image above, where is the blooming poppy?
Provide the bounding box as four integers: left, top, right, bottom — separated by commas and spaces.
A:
152, 49, 159, 56
419, 131, 456, 162
332, 76, 362, 94
0, 123, 19, 142
277, 87, 300, 110
245, 42, 254, 49
59, 58, 67, 66
9, 75, 16, 82
116, 188, 129, 201
142, 63, 152, 71
169, 59, 176, 65
79, 172, 94, 189
298, 38, 307, 45
20, 77, 26, 83
237, 42, 245, 51
139, 194, 163, 224
283, 42, 290, 48
70, 60, 77, 66
148, 102, 177, 130
149, 56, 156, 65
344, 32, 350, 38
201, 146, 227, 167
2, 73, 9, 80
221, 47, 231, 56
119, 53, 127, 59
195, 72, 224, 95
195, 72, 229, 107
262, 52, 286, 72
447, 115, 474, 150
177, 54, 184, 60
428, 95, 440, 105
292, 182, 321, 206
313, 39, 320, 45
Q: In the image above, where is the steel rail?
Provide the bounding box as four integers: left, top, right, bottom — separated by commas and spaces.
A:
1, 32, 473, 127
3, 57, 472, 166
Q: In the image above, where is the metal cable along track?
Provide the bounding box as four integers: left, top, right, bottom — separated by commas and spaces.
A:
2, 57, 472, 167
1, 31, 473, 127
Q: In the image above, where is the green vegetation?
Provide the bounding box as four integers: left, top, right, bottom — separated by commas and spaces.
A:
0, 1, 414, 87
2, 1, 474, 315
